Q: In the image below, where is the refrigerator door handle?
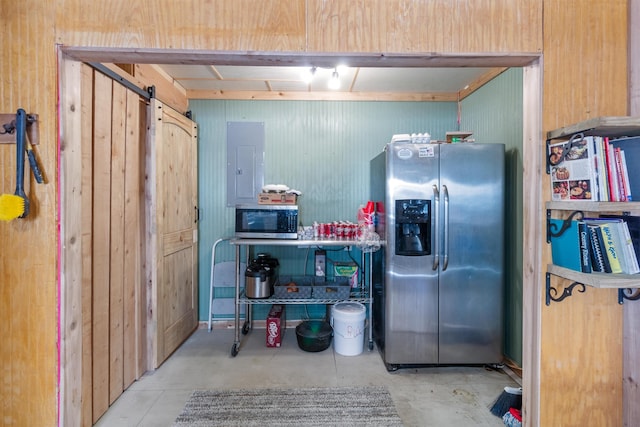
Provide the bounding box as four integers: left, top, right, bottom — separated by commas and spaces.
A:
432, 184, 439, 270
442, 185, 449, 271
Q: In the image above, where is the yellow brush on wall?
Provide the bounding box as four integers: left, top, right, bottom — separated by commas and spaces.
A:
0, 108, 29, 221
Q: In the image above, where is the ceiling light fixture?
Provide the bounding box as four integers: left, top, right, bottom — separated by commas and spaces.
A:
328, 68, 340, 90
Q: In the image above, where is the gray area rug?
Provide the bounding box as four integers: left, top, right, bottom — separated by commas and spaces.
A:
173, 386, 405, 426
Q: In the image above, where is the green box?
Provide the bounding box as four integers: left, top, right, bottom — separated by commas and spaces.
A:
334, 262, 358, 288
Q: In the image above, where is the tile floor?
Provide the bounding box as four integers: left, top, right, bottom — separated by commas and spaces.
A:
95, 325, 520, 427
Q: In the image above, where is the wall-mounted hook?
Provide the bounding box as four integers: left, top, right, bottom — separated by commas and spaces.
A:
0, 113, 39, 145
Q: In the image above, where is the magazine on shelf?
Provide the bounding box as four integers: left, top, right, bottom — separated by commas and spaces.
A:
549, 135, 598, 201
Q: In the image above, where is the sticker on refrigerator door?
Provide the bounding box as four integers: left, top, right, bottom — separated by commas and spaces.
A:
418, 146, 435, 158
397, 148, 413, 159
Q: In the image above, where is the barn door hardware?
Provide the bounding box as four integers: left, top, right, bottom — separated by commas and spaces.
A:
88, 62, 153, 101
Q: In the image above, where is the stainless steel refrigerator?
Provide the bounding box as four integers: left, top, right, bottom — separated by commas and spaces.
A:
370, 141, 505, 369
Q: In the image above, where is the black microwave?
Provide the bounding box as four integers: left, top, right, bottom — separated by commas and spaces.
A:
235, 204, 298, 239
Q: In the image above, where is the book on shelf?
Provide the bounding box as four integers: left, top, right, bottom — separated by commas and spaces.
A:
598, 222, 623, 273
586, 223, 611, 273
613, 147, 629, 202
549, 136, 597, 201
578, 221, 592, 273
549, 219, 591, 273
620, 150, 632, 201
604, 137, 620, 201
619, 221, 640, 274
594, 136, 610, 201
599, 215, 640, 274
609, 136, 640, 200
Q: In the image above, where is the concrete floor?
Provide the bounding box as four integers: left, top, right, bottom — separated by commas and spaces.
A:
95, 326, 520, 427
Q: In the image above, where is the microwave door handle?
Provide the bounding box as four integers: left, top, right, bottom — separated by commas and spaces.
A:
432, 184, 439, 271
442, 185, 449, 271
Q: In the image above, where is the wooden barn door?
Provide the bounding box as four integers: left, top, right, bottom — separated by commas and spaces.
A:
147, 98, 199, 368
74, 64, 148, 425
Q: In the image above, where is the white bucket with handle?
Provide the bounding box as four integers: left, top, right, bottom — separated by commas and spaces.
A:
330, 302, 366, 356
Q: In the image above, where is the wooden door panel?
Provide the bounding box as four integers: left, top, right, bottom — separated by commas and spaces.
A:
161, 246, 197, 356
148, 99, 198, 367
91, 71, 113, 421
109, 81, 127, 405
163, 229, 194, 256
160, 113, 195, 232
122, 92, 145, 388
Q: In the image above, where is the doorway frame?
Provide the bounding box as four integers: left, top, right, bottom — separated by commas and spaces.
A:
58, 48, 543, 427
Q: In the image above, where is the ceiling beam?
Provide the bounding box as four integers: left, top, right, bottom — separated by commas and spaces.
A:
186, 90, 458, 102
62, 47, 540, 69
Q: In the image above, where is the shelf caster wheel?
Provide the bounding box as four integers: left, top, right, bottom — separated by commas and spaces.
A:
231, 343, 239, 357
385, 363, 399, 372
241, 322, 250, 335
368, 341, 374, 351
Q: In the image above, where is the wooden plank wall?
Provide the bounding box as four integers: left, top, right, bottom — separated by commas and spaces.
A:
54, 0, 542, 54
540, 1, 629, 426
0, 2, 58, 426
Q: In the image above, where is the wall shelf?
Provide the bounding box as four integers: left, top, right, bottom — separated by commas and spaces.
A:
545, 117, 640, 306
546, 116, 640, 141
547, 264, 640, 289
546, 201, 640, 213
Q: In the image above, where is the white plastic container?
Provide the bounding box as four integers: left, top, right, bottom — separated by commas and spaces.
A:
330, 302, 366, 356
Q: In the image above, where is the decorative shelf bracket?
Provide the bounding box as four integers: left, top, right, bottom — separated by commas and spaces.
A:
546, 132, 584, 174
547, 210, 584, 243
546, 272, 586, 305
618, 288, 640, 304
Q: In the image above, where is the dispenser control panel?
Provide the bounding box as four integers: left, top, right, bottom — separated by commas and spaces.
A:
395, 199, 431, 256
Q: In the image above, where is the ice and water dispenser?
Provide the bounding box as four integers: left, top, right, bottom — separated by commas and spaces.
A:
395, 199, 430, 256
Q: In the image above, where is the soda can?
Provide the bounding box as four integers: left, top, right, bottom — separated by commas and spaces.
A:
321, 223, 330, 239
348, 223, 357, 240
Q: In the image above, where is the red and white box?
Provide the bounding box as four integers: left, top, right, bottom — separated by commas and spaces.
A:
266, 304, 286, 348
258, 192, 297, 205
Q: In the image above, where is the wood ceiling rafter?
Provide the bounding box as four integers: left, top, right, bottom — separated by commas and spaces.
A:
458, 67, 509, 100
185, 89, 459, 102
208, 65, 224, 80
349, 67, 361, 92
